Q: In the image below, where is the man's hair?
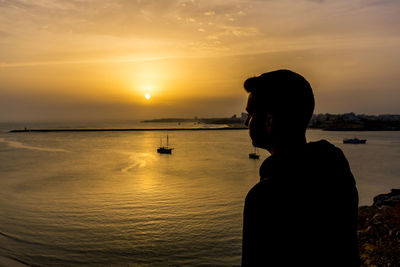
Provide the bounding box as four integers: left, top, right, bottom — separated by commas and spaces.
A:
244, 69, 314, 132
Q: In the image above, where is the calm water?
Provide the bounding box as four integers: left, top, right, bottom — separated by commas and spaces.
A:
0, 122, 399, 266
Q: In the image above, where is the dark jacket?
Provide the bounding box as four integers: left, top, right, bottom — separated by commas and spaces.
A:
242, 140, 359, 266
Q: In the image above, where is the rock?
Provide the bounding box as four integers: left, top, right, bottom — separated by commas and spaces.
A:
373, 189, 400, 206
358, 190, 400, 266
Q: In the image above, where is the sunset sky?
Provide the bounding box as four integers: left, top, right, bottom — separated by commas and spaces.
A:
1, 0, 400, 121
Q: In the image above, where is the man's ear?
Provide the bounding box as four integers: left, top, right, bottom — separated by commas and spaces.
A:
265, 114, 274, 134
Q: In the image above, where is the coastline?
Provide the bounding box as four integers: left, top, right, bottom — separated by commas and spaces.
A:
320, 127, 400, 131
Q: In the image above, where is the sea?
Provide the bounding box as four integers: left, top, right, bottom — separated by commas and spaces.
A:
0, 121, 399, 266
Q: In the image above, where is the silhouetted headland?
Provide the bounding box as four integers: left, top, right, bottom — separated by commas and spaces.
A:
144, 113, 400, 131
8, 113, 400, 133
141, 114, 246, 125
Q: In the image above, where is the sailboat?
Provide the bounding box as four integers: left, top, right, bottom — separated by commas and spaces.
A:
157, 134, 173, 154
249, 147, 259, 159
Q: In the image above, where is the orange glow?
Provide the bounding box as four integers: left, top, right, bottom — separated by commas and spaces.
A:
1, 0, 399, 121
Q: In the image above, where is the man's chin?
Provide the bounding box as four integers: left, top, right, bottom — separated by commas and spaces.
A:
252, 140, 263, 148
252, 140, 269, 151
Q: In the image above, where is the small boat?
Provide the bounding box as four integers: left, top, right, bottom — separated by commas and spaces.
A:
249, 148, 260, 159
343, 138, 367, 144
157, 147, 173, 154
157, 134, 173, 154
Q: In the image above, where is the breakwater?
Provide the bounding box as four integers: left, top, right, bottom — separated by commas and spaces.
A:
9, 127, 247, 133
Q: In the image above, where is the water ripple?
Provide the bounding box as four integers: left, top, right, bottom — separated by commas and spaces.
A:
0, 138, 69, 152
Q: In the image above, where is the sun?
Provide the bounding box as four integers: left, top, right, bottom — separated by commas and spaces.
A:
145, 93, 151, 100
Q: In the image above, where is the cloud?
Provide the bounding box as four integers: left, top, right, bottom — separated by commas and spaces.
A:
360, 0, 398, 7
0, 30, 12, 38
204, 11, 216, 16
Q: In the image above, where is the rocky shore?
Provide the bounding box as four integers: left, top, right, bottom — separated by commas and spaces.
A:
358, 189, 400, 266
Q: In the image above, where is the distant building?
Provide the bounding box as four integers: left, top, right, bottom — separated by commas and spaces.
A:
309, 113, 400, 130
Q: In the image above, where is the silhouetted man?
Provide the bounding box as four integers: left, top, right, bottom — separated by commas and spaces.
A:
242, 70, 359, 266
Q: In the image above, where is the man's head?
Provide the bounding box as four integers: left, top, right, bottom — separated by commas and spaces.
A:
244, 69, 314, 151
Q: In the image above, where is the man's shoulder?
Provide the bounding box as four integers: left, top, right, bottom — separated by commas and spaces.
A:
245, 178, 278, 204
306, 139, 348, 163
307, 139, 338, 152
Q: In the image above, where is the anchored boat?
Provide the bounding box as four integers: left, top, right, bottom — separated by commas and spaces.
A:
157, 134, 173, 154
249, 148, 260, 159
